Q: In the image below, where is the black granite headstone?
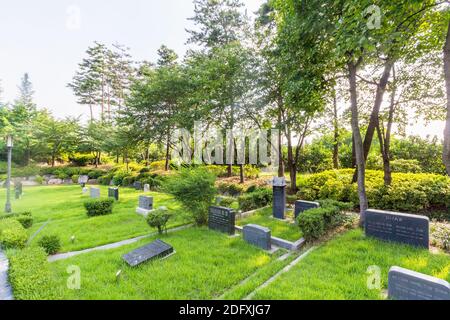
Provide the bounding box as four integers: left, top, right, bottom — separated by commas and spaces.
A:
365, 209, 429, 249
134, 181, 142, 190
388, 266, 450, 300
273, 186, 286, 220
294, 200, 320, 218
243, 224, 271, 250
208, 206, 235, 235
108, 187, 119, 201
122, 240, 174, 267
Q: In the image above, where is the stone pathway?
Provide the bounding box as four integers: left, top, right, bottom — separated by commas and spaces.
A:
48, 224, 192, 262
0, 250, 13, 300
244, 246, 316, 300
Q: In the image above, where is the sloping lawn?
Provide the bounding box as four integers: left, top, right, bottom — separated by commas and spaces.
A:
237, 207, 301, 242
37, 228, 277, 300
0, 185, 190, 252
252, 229, 450, 300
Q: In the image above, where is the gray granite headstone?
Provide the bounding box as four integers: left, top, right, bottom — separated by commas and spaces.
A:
365, 209, 429, 249
294, 200, 320, 218
108, 187, 119, 201
90, 187, 100, 199
272, 177, 286, 220
134, 181, 142, 190
139, 196, 153, 210
243, 224, 271, 250
388, 266, 450, 300
78, 175, 89, 184
122, 240, 174, 267
208, 206, 235, 235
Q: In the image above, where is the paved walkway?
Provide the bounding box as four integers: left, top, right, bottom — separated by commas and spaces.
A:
48, 224, 192, 262
0, 250, 13, 300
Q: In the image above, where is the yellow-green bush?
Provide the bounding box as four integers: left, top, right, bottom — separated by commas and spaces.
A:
0, 219, 28, 249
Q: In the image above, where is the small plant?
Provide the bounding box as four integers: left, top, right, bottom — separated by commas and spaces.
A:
146, 208, 172, 234
84, 198, 114, 217
15, 214, 33, 229
38, 235, 61, 255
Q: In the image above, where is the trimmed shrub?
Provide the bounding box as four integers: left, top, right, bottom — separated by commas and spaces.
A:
69, 154, 95, 166
0, 219, 28, 249
217, 182, 245, 197
38, 235, 61, 255
88, 170, 105, 179
164, 168, 216, 226
15, 214, 33, 229
8, 247, 56, 300
83, 199, 114, 217
146, 208, 172, 234
71, 174, 80, 184
238, 188, 272, 212
217, 196, 236, 208
35, 175, 44, 185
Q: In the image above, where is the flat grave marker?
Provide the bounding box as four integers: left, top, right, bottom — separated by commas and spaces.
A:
122, 240, 174, 267
243, 224, 271, 250
208, 206, 235, 235
365, 209, 429, 249
388, 266, 450, 300
294, 200, 320, 218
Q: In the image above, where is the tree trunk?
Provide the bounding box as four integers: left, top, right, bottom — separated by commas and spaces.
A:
348, 61, 368, 225
277, 107, 285, 177
352, 59, 393, 183
286, 127, 297, 193
239, 164, 244, 184
332, 91, 339, 169
165, 132, 171, 171
89, 104, 94, 122
443, 21, 450, 176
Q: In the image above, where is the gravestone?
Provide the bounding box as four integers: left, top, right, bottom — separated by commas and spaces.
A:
136, 196, 154, 216
14, 182, 23, 199
90, 187, 100, 199
108, 187, 119, 201
78, 175, 89, 185
208, 206, 235, 235
365, 209, 429, 249
122, 240, 174, 267
82, 187, 88, 194
294, 200, 320, 218
144, 184, 150, 193
243, 224, 271, 250
134, 181, 142, 191
272, 177, 286, 220
388, 266, 450, 300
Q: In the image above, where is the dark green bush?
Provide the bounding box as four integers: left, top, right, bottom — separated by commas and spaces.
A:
88, 170, 105, 179
15, 214, 33, 229
218, 182, 244, 197
217, 196, 236, 208
8, 247, 57, 299
146, 208, 172, 234
38, 235, 61, 255
297, 209, 326, 241
238, 188, 273, 212
164, 168, 216, 226
0, 219, 28, 249
83, 198, 114, 217
69, 154, 95, 166
140, 167, 150, 173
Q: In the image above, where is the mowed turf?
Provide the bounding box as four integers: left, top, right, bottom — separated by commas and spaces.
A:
0, 185, 190, 252
252, 229, 450, 300
237, 207, 301, 242
43, 228, 276, 300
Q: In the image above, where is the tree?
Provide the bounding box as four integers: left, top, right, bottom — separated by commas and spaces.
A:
444, 19, 450, 175
17, 73, 35, 109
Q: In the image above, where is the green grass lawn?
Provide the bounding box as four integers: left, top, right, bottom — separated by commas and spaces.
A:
251, 229, 450, 300
0, 185, 190, 252
237, 207, 301, 242
39, 227, 279, 300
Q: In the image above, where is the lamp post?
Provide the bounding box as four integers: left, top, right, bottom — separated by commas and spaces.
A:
4, 135, 13, 213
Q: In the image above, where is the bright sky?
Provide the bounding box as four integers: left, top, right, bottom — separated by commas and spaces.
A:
0, 0, 445, 139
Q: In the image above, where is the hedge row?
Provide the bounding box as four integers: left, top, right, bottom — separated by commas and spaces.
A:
297, 200, 353, 241
8, 247, 57, 300
298, 169, 450, 216
0, 218, 28, 249
84, 199, 114, 217
238, 188, 273, 212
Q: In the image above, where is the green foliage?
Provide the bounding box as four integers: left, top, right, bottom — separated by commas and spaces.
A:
298, 170, 450, 214
238, 188, 272, 212
38, 235, 61, 255
217, 182, 244, 197
35, 175, 44, 185
146, 208, 172, 234
0, 218, 28, 249
216, 196, 236, 208
430, 222, 450, 251
390, 159, 423, 173
0, 211, 33, 229
83, 198, 114, 217
8, 247, 57, 300
69, 153, 96, 166
164, 168, 217, 226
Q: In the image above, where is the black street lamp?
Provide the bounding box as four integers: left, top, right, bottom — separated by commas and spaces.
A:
4, 135, 13, 213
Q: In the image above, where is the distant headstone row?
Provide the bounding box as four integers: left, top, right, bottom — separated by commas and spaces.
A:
388, 266, 450, 300
365, 209, 429, 249
208, 206, 235, 235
